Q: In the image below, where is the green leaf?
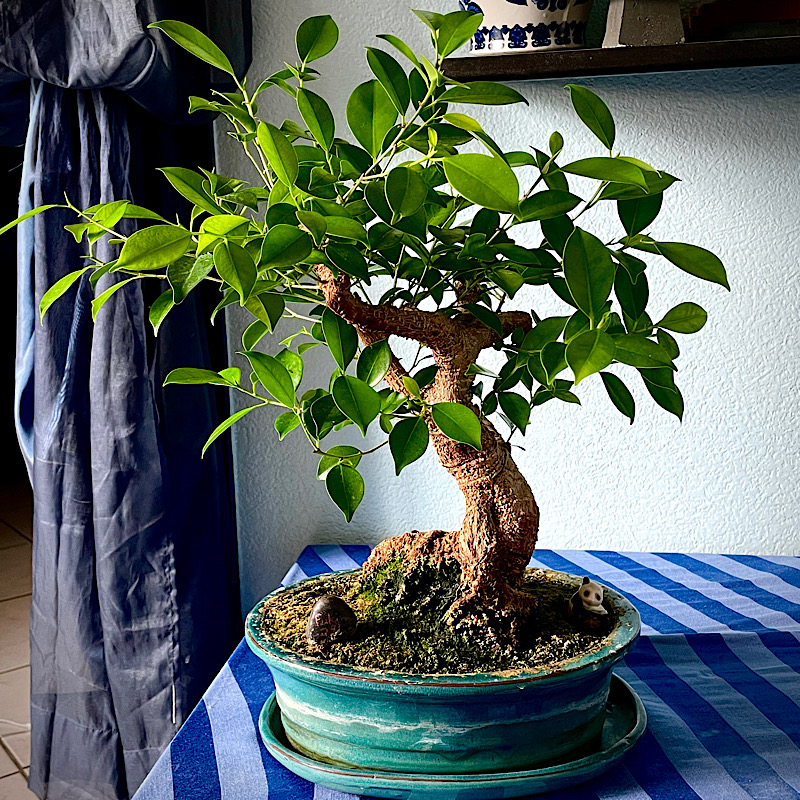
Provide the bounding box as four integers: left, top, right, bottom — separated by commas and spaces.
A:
565, 84, 615, 150
366, 48, 410, 115
246, 351, 296, 406
436, 11, 483, 58
317, 445, 362, 479
149, 289, 174, 336
565, 329, 616, 384
245, 293, 285, 332
332, 375, 381, 435
389, 416, 429, 475
618, 194, 662, 236
214, 241, 256, 304
642, 373, 683, 420
521, 316, 569, 352
202, 406, 258, 457
376, 33, 423, 70
600, 372, 635, 424
296, 209, 327, 246
517, 190, 582, 221
613, 334, 675, 369
115, 225, 191, 272
561, 157, 647, 190
541, 215, 574, 255
257, 122, 299, 187
492, 268, 526, 298
242, 320, 269, 351
657, 328, 680, 359
92, 200, 130, 229
159, 167, 222, 215
148, 21, 234, 74
274, 410, 301, 440
412, 9, 446, 31
259, 225, 313, 267
327, 243, 370, 281
498, 392, 530, 433
562, 228, 615, 326
325, 216, 369, 244
39, 267, 91, 321
326, 463, 364, 522
164, 367, 235, 387
443, 153, 519, 214
322, 308, 358, 371
0, 204, 59, 237
656, 242, 729, 290
297, 89, 335, 150
385, 166, 428, 219
296, 15, 339, 63
91, 277, 138, 320
614, 268, 648, 321
346, 80, 398, 157
197, 214, 250, 253
439, 82, 527, 106
402, 375, 421, 397
430, 402, 482, 450
357, 339, 392, 386
168, 253, 214, 303
464, 304, 503, 337
275, 348, 304, 390
657, 302, 708, 334
540, 341, 567, 383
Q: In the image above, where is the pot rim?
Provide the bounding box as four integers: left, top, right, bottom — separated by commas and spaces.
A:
245, 567, 640, 688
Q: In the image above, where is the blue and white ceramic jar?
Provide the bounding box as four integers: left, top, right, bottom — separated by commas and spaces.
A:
459, 0, 594, 56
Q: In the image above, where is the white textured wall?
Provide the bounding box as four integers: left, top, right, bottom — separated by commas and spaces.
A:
215, 1, 800, 612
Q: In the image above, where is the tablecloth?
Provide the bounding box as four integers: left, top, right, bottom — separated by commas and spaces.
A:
132, 546, 800, 800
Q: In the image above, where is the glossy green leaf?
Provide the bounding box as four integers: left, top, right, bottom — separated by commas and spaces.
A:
657, 302, 708, 334
540, 341, 567, 383
164, 367, 235, 387
317, 445, 362, 479
325, 216, 369, 244
327, 243, 369, 281
297, 88, 335, 150
296, 209, 327, 246
259, 225, 313, 267
296, 15, 339, 63
566, 329, 616, 384
642, 373, 683, 420
245, 293, 285, 332
613, 334, 675, 369
366, 48, 410, 115
600, 372, 635, 424
562, 228, 615, 326
541, 215, 574, 255
214, 241, 256, 304
149, 21, 234, 74
274, 411, 301, 440
614, 268, 648, 321
91, 277, 138, 320
326, 463, 364, 522
498, 392, 529, 433
443, 153, 519, 214
0, 204, 59, 237
168, 253, 214, 303
439, 82, 527, 106
561, 157, 647, 190
436, 11, 483, 58
92, 200, 129, 229
521, 317, 569, 353
376, 33, 423, 70
357, 339, 392, 386
402, 375, 421, 397
246, 351, 296, 406
242, 320, 269, 351
517, 190, 582, 222
158, 167, 222, 215
257, 122, 299, 186
565, 84, 615, 150
464, 303, 503, 337
149, 289, 174, 336
430, 402, 482, 450
346, 80, 398, 157
116, 225, 191, 272
656, 242, 729, 290
618, 194, 662, 236
322, 308, 358, 370
39, 267, 91, 321
202, 406, 258, 456
389, 416, 429, 475
385, 166, 427, 219
332, 375, 381, 435
197, 214, 249, 253
275, 348, 304, 390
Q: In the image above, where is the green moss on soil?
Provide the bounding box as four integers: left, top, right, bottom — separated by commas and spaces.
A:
260, 566, 620, 675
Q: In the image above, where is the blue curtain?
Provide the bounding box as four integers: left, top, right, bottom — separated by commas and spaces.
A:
0, 2, 249, 798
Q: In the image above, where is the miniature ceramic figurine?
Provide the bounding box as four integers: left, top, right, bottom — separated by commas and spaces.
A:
306, 595, 358, 646
569, 577, 609, 631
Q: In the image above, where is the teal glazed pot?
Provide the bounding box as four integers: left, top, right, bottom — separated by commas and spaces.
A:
245, 569, 641, 775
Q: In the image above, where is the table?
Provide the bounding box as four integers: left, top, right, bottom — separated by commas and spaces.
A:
132, 546, 800, 800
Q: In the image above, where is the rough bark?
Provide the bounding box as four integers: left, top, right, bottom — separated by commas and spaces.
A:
316, 266, 539, 637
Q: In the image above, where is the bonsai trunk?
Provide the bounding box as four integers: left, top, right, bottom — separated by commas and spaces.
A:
317, 266, 539, 637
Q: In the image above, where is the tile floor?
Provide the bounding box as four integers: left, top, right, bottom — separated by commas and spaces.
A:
0, 479, 36, 799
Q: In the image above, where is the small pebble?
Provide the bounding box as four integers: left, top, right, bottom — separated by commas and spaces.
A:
306, 595, 357, 646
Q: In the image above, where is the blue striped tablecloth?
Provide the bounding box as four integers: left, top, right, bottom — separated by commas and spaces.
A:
133, 547, 800, 800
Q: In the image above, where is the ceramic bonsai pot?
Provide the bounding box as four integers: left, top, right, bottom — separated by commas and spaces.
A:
459, 0, 595, 56
245, 568, 642, 781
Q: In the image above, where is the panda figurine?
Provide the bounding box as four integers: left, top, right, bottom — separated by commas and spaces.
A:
569, 577, 609, 632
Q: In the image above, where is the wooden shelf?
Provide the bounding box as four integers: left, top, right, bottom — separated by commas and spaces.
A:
442, 36, 800, 82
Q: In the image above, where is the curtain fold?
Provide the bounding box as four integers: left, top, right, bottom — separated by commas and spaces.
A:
1, 2, 249, 798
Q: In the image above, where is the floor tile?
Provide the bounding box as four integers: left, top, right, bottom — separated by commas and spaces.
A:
0, 508, 31, 543
0, 547, 31, 602
1, 735, 28, 771
0, 669, 29, 738
0, 597, 30, 674
0, 526, 26, 552
0, 772, 34, 799
0, 747, 14, 779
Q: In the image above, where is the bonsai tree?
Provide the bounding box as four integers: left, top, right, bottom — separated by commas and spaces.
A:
12, 10, 728, 645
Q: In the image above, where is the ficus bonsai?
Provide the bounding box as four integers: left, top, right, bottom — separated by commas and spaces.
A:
7, 10, 728, 647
